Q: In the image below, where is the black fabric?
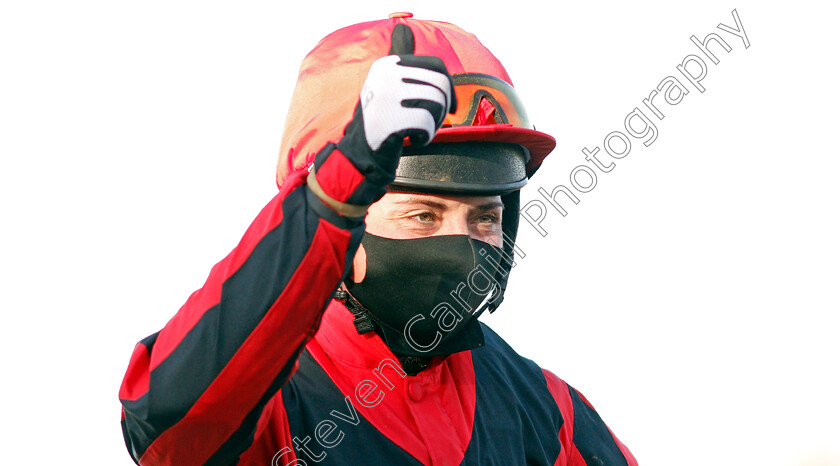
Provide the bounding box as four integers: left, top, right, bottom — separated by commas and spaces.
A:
139, 331, 159, 350
121, 393, 155, 462
491, 189, 520, 312
345, 233, 502, 357
119, 332, 162, 461
462, 323, 564, 465
569, 386, 629, 466
120, 416, 141, 465
394, 354, 431, 376
281, 349, 423, 465
123, 185, 328, 460
279, 325, 567, 465
385, 168, 524, 316
206, 343, 312, 465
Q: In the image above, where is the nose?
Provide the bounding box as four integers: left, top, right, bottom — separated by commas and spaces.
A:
437, 216, 471, 237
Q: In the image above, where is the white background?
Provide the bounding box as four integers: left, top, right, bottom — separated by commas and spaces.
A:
2, 1, 838, 465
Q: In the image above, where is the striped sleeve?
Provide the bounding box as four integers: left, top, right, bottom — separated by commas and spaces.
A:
542, 369, 638, 466
119, 140, 382, 465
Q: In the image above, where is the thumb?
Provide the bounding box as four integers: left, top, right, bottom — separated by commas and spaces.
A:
387, 23, 458, 115
388, 23, 415, 55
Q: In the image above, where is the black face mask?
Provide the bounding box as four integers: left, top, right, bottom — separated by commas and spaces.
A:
345, 233, 504, 357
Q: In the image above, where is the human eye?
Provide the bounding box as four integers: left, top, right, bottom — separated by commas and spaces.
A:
477, 213, 500, 225
413, 211, 435, 223
473, 210, 502, 228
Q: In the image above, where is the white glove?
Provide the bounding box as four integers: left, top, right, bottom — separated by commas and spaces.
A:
359, 54, 455, 151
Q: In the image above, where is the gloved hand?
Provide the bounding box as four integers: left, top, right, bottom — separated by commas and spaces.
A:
308, 24, 457, 216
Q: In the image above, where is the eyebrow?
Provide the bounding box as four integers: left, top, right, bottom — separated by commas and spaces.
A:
475, 200, 505, 211
391, 196, 504, 212
391, 197, 448, 210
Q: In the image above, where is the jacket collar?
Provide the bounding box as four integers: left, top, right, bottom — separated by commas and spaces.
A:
313, 300, 453, 378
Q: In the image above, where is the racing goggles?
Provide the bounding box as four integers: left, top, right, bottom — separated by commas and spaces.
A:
442, 73, 532, 129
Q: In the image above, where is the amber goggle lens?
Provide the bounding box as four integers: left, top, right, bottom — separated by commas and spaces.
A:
444, 73, 532, 129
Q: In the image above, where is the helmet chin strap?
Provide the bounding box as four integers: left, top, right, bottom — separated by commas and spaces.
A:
334, 285, 431, 376
334, 286, 375, 335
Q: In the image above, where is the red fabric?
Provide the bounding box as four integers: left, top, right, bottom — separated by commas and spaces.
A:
121, 138, 629, 465
315, 148, 365, 204
119, 342, 151, 401
544, 369, 638, 466
543, 369, 576, 466
567, 445, 587, 466
566, 386, 638, 466
472, 97, 497, 126
253, 303, 635, 466
432, 124, 556, 170
139, 220, 351, 465
148, 171, 305, 375
238, 396, 298, 465
607, 424, 638, 466
306, 302, 477, 465
275, 16, 553, 187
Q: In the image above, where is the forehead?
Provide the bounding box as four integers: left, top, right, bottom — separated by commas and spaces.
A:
376, 191, 503, 210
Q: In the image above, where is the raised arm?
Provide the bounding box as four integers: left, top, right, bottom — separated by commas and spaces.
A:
118, 25, 455, 465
